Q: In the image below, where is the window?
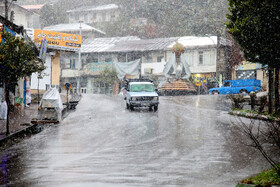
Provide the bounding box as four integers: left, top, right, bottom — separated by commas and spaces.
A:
145, 54, 152, 63
81, 59, 85, 69
130, 84, 155, 92
70, 59, 76, 69
157, 56, 164, 62
75, 14, 79, 21
223, 82, 231, 87
105, 58, 112, 62
111, 12, 116, 20
92, 58, 98, 63
199, 51, 203, 65
81, 88, 87, 94
102, 13, 106, 21
203, 51, 215, 65
118, 54, 127, 62
92, 13, 97, 22
84, 14, 88, 23
187, 53, 194, 66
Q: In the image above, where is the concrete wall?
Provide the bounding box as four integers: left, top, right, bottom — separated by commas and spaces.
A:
0, 3, 41, 29
31, 55, 52, 93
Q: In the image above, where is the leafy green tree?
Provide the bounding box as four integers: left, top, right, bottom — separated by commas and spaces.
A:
0, 30, 45, 134
94, 66, 119, 93
226, 0, 280, 113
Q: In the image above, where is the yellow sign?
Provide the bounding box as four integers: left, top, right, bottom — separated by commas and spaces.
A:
34, 30, 81, 51
235, 61, 262, 70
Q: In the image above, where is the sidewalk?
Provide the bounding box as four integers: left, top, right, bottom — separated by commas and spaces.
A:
0, 104, 38, 142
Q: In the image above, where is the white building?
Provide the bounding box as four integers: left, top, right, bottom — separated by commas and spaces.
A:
67, 4, 120, 24
0, 2, 41, 29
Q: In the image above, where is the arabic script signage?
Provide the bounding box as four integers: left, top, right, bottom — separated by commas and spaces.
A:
33, 29, 81, 52
235, 61, 263, 71
84, 62, 113, 75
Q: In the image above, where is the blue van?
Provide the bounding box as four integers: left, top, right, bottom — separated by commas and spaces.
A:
209, 79, 261, 95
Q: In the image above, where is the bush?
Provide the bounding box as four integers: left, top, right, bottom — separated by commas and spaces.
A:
228, 94, 246, 109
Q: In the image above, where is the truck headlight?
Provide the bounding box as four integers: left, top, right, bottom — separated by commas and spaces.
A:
132, 97, 137, 101
153, 97, 158, 101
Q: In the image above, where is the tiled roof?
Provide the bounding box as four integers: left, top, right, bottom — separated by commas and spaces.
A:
81, 36, 141, 53
43, 23, 105, 35
67, 4, 118, 13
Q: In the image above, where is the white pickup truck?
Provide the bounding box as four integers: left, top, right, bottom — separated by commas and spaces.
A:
124, 79, 159, 111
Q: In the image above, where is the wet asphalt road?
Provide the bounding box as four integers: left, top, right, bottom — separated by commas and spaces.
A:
0, 94, 271, 187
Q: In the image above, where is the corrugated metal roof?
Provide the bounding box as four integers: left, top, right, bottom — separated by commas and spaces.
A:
67, 4, 118, 13
43, 23, 105, 35
81, 36, 141, 53
81, 36, 227, 54
107, 38, 179, 52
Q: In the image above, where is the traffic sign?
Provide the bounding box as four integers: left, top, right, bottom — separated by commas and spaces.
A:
64, 83, 71, 91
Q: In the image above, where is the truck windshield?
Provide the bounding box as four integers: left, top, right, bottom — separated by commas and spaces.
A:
130, 84, 155, 92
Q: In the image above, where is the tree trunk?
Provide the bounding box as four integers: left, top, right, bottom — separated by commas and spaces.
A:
268, 66, 274, 114
4, 81, 10, 135
275, 68, 279, 113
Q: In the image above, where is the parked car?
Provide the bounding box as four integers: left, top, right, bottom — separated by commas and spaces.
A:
209, 79, 261, 95
124, 79, 159, 111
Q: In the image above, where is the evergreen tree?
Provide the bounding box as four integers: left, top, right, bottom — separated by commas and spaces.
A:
226, 0, 280, 113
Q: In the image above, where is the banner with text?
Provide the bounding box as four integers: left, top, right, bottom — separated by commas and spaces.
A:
33, 29, 81, 52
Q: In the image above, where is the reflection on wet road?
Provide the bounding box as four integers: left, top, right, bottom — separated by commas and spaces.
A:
0, 95, 269, 186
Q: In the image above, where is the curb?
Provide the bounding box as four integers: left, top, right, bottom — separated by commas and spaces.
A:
236, 183, 256, 187
229, 110, 280, 122
0, 123, 42, 148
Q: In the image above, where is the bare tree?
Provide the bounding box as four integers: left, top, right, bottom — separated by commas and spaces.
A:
235, 117, 280, 175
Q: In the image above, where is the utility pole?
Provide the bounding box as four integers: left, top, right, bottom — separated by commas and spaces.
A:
5, 0, 8, 19
77, 21, 82, 94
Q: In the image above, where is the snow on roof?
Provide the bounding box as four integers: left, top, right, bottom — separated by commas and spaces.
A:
67, 4, 118, 13
21, 4, 45, 10
81, 36, 141, 53
43, 23, 105, 35
108, 38, 179, 52
167, 36, 218, 49
81, 36, 228, 54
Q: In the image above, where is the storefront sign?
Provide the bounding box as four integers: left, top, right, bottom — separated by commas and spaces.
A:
33, 29, 81, 52
235, 61, 263, 71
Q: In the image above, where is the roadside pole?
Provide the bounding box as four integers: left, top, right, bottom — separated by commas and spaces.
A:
64, 83, 72, 109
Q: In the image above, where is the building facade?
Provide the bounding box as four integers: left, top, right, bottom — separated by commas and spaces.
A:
59, 36, 231, 94
67, 4, 120, 25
